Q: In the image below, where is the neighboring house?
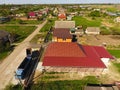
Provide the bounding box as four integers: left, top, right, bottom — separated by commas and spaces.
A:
86, 27, 100, 35
55, 21, 75, 29
114, 17, 120, 23
0, 30, 12, 52
58, 13, 66, 20
0, 17, 10, 24
28, 12, 36, 18
52, 28, 72, 42
75, 26, 84, 35
67, 16, 72, 21
42, 42, 113, 74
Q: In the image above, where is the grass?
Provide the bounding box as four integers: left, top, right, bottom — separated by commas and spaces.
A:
72, 16, 101, 27
5, 75, 99, 90
5, 19, 42, 24
108, 49, 120, 58
112, 61, 120, 73
31, 76, 99, 90
30, 33, 46, 44
40, 18, 56, 32
0, 26, 36, 42
0, 51, 10, 61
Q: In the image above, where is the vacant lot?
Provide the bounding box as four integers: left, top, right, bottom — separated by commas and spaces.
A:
73, 16, 101, 27
78, 35, 120, 46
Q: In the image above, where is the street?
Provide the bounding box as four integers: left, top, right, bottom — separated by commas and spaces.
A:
0, 20, 47, 90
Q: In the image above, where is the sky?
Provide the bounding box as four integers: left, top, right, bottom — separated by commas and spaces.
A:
0, 0, 120, 4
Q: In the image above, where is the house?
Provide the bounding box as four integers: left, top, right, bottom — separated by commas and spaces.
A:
52, 28, 72, 42
86, 27, 100, 35
75, 26, 84, 35
55, 21, 75, 29
114, 17, 120, 23
58, 13, 66, 20
0, 17, 10, 24
42, 42, 113, 74
28, 12, 36, 18
0, 30, 12, 52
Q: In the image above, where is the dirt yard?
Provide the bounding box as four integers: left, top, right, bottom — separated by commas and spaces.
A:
77, 35, 120, 46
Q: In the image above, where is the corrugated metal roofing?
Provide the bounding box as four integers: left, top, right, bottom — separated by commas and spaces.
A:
43, 42, 107, 68
93, 46, 114, 59
43, 57, 106, 68
53, 28, 72, 39
45, 42, 86, 57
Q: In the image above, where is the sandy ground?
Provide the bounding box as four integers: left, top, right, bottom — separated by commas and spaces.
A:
78, 35, 120, 46
0, 20, 47, 90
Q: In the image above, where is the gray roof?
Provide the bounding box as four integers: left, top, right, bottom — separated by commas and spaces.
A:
0, 30, 9, 39
55, 21, 75, 29
86, 27, 100, 32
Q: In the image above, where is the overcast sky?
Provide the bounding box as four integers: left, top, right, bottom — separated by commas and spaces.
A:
0, 0, 120, 4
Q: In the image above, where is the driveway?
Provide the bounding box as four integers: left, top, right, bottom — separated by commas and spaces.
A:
0, 20, 47, 90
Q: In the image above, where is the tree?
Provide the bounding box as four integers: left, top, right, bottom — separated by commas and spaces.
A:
89, 11, 100, 17
82, 24, 87, 34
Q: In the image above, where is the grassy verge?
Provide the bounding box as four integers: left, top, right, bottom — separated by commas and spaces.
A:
5, 19, 42, 24
5, 76, 99, 90
0, 51, 10, 61
112, 61, 120, 73
0, 26, 36, 42
40, 18, 56, 32
72, 16, 101, 27
108, 49, 120, 58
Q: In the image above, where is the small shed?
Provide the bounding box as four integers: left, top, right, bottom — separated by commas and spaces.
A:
86, 27, 100, 35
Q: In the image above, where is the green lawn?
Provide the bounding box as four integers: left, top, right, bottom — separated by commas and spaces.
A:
72, 16, 101, 27
6, 19, 42, 24
5, 76, 99, 90
108, 49, 120, 58
112, 61, 120, 73
40, 18, 56, 32
0, 26, 36, 42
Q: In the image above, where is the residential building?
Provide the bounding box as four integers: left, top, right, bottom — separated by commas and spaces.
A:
58, 13, 66, 20
42, 42, 113, 74
52, 28, 72, 42
86, 27, 100, 35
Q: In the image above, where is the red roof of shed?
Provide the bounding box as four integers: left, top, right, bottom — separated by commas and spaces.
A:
58, 13, 66, 19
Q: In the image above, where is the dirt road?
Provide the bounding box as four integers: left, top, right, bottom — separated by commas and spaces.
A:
0, 20, 47, 90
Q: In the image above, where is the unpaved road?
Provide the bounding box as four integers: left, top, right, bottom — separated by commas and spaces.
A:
0, 20, 47, 90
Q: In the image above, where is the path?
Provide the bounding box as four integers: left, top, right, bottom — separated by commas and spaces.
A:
0, 20, 47, 90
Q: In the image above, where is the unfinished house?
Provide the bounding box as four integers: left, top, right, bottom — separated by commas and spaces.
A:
42, 42, 113, 75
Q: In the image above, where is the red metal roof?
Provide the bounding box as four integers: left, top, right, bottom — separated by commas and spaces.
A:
28, 12, 36, 16
53, 28, 72, 39
42, 43, 107, 68
43, 57, 106, 68
45, 42, 86, 57
93, 46, 114, 59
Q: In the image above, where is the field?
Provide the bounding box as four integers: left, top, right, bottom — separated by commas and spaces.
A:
5, 76, 99, 90
108, 50, 120, 58
72, 16, 101, 27
0, 26, 36, 42
5, 19, 42, 24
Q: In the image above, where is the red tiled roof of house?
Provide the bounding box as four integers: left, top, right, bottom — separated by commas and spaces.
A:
53, 28, 72, 39
44, 42, 86, 57
58, 13, 66, 19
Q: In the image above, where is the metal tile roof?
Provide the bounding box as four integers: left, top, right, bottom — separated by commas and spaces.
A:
53, 28, 72, 39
